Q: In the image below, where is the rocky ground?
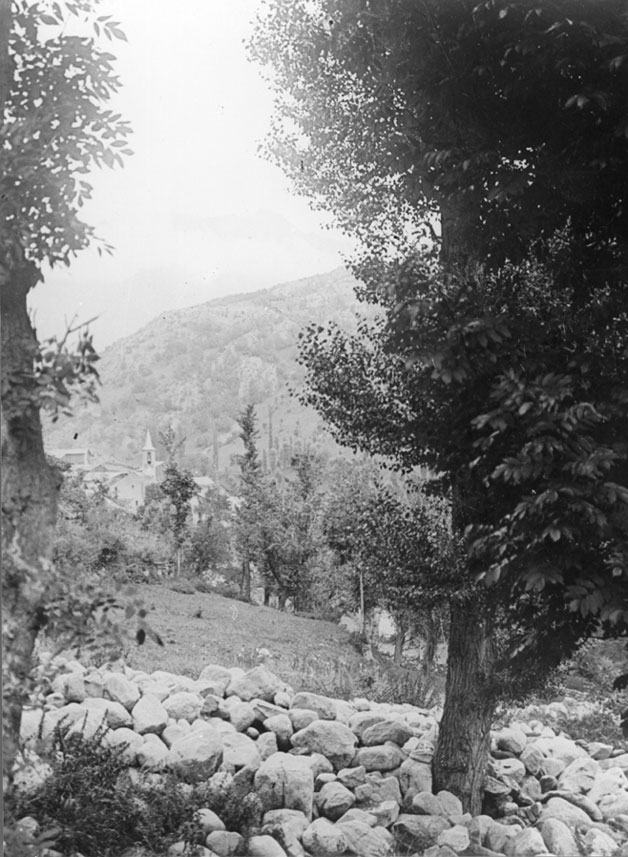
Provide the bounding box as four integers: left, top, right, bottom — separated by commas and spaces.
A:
13, 653, 628, 857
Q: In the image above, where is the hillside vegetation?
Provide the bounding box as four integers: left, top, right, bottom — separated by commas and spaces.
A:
45, 268, 365, 475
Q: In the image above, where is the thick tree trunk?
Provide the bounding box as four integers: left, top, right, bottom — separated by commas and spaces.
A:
1, 261, 61, 788
432, 594, 497, 815
393, 615, 406, 665
420, 609, 439, 680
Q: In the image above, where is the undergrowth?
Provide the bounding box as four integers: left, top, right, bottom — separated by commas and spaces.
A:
6, 726, 261, 857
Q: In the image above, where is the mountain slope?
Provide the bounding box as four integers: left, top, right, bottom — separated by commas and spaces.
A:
45, 268, 364, 476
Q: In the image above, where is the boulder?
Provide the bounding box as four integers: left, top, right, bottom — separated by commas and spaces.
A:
354, 773, 402, 809
81, 697, 132, 729
503, 826, 547, 856
337, 820, 394, 857
580, 827, 621, 856
197, 664, 233, 695
66, 708, 109, 740
102, 726, 143, 762
291, 720, 357, 771
205, 830, 243, 856
436, 791, 463, 817
589, 766, 628, 803
495, 727, 527, 756
599, 790, 628, 819
413, 791, 445, 816
258, 731, 279, 761
288, 709, 319, 732
369, 799, 400, 828
131, 694, 169, 735
361, 720, 413, 747
262, 808, 309, 857
557, 754, 599, 793
492, 757, 526, 784
348, 711, 389, 740
227, 701, 257, 732
247, 834, 289, 857
290, 691, 337, 721
355, 742, 404, 772
484, 821, 524, 854
254, 752, 315, 818
302, 818, 348, 855
398, 757, 433, 798
167, 728, 223, 782
437, 824, 470, 853
137, 734, 169, 770
337, 765, 367, 789
222, 731, 261, 771
540, 818, 581, 857
520, 743, 545, 776
195, 807, 226, 834
227, 666, 285, 702
264, 714, 294, 747
392, 814, 451, 852
316, 781, 356, 820
103, 672, 141, 711
533, 735, 588, 766
162, 691, 203, 723
537, 796, 593, 828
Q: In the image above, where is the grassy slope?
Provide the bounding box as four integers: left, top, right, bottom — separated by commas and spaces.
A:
126, 582, 367, 698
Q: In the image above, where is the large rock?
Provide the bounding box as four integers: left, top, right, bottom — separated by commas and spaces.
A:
355, 742, 404, 772
589, 767, 628, 803
580, 827, 621, 856
557, 755, 599, 793
227, 666, 285, 702
537, 796, 594, 828
598, 790, 628, 819
302, 818, 348, 855
228, 701, 257, 732
262, 809, 309, 857
290, 691, 338, 720
337, 820, 394, 857
355, 773, 402, 809
264, 714, 294, 747
484, 820, 524, 853
254, 752, 315, 817
82, 697, 133, 729
361, 720, 413, 747
437, 824, 470, 853
197, 664, 233, 696
316, 781, 356, 821
348, 712, 389, 740
222, 731, 261, 771
137, 734, 169, 770
503, 826, 547, 856
103, 672, 141, 710
131, 694, 169, 735
247, 834, 289, 857
398, 757, 433, 798
520, 743, 545, 776
167, 728, 223, 782
205, 830, 243, 856
533, 735, 588, 766
103, 726, 144, 762
291, 720, 357, 771
392, 814, 451, 852
494, 726, 527, 756
540, 818, 580, 857
162, 691, 203, 723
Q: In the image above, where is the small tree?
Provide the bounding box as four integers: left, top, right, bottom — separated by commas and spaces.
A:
159, 429, 197, 576
234, 405, 264, 601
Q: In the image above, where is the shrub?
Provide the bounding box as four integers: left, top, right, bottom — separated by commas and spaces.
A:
168, 577, 196, 594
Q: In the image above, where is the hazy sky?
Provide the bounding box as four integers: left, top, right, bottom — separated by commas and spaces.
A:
28, 1, 353, 349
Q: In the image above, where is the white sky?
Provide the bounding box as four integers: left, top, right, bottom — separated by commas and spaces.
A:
28, 1, 353, 349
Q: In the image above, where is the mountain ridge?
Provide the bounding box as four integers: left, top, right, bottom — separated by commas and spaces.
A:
44, 267, 365, 477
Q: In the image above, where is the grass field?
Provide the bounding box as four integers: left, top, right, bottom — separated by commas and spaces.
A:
122, 581, 370, 698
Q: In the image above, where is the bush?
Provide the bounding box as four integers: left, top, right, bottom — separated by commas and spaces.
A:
168, 577, 196, 594
9, 728, 264, 856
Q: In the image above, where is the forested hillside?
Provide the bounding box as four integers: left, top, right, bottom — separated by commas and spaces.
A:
45, 268, 364, 476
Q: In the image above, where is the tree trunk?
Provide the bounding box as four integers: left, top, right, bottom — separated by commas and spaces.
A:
393, 615, 406, 665
1, 261, 61, 789
240, 558, 251, 601
420, 608, 439, 680
432, 593, 497, 815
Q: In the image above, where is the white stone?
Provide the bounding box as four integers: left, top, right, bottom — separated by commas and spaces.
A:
302, 818, 348, 855
580, 827, 619, 856
533, 735, 588, 766
103, 672, 141, 710
254, 752, 315, 818
558, 755, 599, 793
195, 807, 226, 834
589, 767, 628, 803
137, 735, 168, 770
247, 834, 288, 857
227, 666, 285, 702
81, 697, 132, 729
437, 824, 470, 853
132, 693, 169, 735
222, 731, 261, 771
66, 708, 109, 741
599, 790, 628, 819
262, 808, 309, 857
167, 728, 223, 782
258, 731, 279, 760
102, 726, 143, 762
537, 796, 594, 828
288, 709, 319, 731
264, 714, 293, 745
198, 664, 233, 695
291, 720, 357, 771
337, 820, 393, 857
492, 757, 526, 783
228, 700, 257, 732
503, 826, 547, 856
290, 692, 337, 720
163, 691, 203, 723
205, 830, 243, 856
317, 781, 356, 821
355, 742, 403, 773
540, 818, 580, 857
485, 820, 523, 853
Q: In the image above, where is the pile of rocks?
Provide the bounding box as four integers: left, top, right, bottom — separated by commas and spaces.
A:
16, 655, 628, 857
